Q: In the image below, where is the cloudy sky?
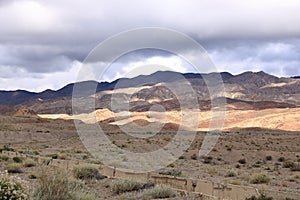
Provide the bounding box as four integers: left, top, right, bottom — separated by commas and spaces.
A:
0, 0, 300, 92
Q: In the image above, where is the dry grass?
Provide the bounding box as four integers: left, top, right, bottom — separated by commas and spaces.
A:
142, 185, 177, 199
23, 159, 36, 168
73, 164, 106, 180
32, 167, 83, 200
110, 179, 144, 194
5, 163, 23, 173
250, 174, 270, 184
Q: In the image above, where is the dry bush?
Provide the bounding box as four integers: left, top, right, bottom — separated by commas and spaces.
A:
265, 156, 273, 161
23, 159, 36, 168
74, 192, 98, 200
283, 160, 296, 168
245, 194, 273, 200
142, 185, 177, 199
0, 155, 10, 161
73, 164, 106, 180
119, 185, 177, 200
158, 169, 182, 177
5, 163, 23, 173
250, 174, 270, 184
110, 179, 144, 194
32, 167, 83, 200
226, 169, 237, 177
238, 158, 247, 164
191, 154, 198, 160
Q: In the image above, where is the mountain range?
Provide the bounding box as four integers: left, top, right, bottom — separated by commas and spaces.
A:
1, 70, 300, 131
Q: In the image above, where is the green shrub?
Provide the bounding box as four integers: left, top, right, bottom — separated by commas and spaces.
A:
110, 179, 144, 194
73, 164, 106, 180
32, 167, 83, 200
13, 157, 23, 163
158, 169, 182, 177
0, 171, 28, 200
250, 174, 270, 184
5, 164, 23, 173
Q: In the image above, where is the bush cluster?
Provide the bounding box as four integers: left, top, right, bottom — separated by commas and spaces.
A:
0, 171, 28, 200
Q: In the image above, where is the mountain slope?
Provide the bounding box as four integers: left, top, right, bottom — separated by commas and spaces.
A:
0, 71, 299, 115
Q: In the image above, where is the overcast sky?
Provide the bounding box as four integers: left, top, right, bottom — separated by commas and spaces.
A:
0, 0, 300, 92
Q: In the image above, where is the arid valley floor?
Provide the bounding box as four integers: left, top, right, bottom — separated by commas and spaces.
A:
0, 114, 299, 199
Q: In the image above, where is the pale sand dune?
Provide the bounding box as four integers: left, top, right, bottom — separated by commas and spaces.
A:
38, 108, 114, 124
260, 80, 299, 89
39, 107, 300, 131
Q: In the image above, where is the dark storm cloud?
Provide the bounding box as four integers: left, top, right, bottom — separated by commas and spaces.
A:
0, 0, 300, 91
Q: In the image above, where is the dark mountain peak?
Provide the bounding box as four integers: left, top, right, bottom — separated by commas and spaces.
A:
291, 76, 300, 79
220, 72, 234, 80
255, 70, 267, 75
226, 70, 281, 87
255, 71, 278, 79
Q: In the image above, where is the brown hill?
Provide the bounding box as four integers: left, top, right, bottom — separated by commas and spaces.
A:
13, 106, 38, 117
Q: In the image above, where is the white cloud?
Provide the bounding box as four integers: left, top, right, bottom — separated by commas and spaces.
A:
0, 1, 62, 34
0, 60, 81, 92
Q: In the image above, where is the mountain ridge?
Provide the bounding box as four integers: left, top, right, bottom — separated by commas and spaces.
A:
0, 70, 299, 115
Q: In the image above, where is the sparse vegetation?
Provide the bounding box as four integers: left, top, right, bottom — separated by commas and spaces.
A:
23, 159, 36, 168
191, 154, 198, 160
159, 169, 182, 177
45, 154, 58, 159
238, 158, 247, 164
74, 192, 98, 200
226, 169, 237, 177
278, 157, 285, 162
0, 116, 300, 198
0, 145, 15, 152
5, 163, 23, 173
265, 156, 273, 161
32, 167, 84, 200
290, 163, 300, 171
250, 174, 270, 184
245, 193, 273, 200
12, 157, 23, 163
73, 164, 105, 180
203, 156, 213, 164
283, 160, 296, 168
0, 155, 9, 161
110, 179, 144, 194
142, 185, 177, 199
